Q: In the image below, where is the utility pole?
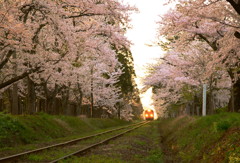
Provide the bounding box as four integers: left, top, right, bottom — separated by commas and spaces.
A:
12, 52, 19, 115
202, 84, 207, 116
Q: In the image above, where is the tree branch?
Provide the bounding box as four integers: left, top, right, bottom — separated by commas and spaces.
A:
197, 34, 218, 51
0, 50, 14, 70
225, 0, 240, 15
65, 13, 105, 19
0, 67, 42, 89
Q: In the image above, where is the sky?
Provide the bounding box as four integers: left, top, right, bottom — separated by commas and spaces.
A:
123, 0, 171, 111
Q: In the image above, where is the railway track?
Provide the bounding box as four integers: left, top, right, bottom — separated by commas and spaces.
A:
0, 121, 149, 162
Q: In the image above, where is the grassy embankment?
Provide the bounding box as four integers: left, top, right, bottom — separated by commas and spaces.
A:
159, 112, 240, 162
0, 112, 131, 153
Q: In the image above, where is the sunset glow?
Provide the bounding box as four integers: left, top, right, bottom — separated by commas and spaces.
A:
123, 0, 171, 113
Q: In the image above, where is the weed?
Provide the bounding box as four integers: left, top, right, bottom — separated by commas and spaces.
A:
145, 149, 164, 163
27, 154, 45, 161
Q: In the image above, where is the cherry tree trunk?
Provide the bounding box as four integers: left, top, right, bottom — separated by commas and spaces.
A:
207, 92, 214, 115
228, 79, 240, 112
54, 98, 61, 115
11, 51, 19, 115
26, 77, 36, 114
193, 94, 200, 116
76, 84, 83, 115
46, 95, 59, 115
62, 92, 70, 115
0, 97, 4, 112
0, 99, 2, 112
43, 85, 59, 114
117, 102, 121, 119
46, 97, 54, 114
52, 97, 57, 115
234, 79, 240, 112
68, 103, 77, 116
38, 99, 45, 112
11, 84, 19, 115
196, 106, 200, 116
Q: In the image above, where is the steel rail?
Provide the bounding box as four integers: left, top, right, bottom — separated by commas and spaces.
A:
50, 121, 149, 163
0, 121, 146, 162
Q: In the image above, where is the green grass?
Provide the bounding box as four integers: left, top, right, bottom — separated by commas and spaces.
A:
145, 149, 164, 163
144, 121, 164, 163
61, 121, 163, 163
122, 121, 164, 163
0, 112, 131, 149
159, 112, 240, 162
63, 155, 127, 163
27, 147, 76, 161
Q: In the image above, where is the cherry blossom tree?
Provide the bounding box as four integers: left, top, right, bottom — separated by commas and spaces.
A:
0, 0, 141, 120
145, 0, 239, 116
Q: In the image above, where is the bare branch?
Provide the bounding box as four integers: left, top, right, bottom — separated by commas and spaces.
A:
0, 66, 42, 89
0, 50, 14, 70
